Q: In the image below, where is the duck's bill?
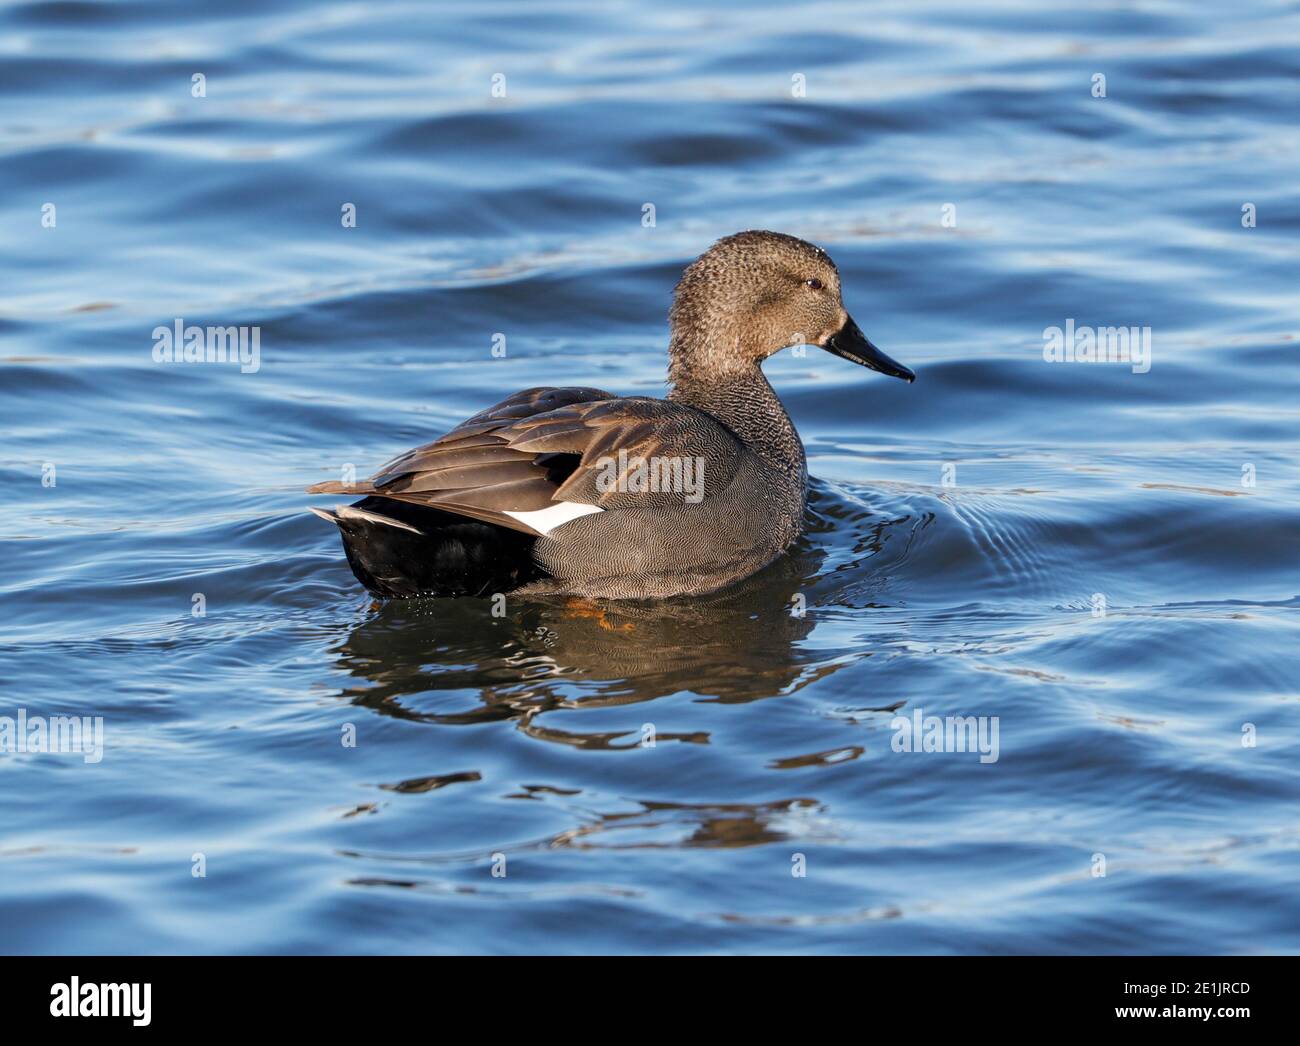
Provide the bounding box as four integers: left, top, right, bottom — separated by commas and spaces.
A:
823, 316, 915, 382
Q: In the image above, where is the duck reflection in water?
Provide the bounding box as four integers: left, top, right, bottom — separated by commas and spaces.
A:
327, 485, 911, 738
331, 543, 829, 735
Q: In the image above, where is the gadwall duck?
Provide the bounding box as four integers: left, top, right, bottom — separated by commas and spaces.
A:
308, 231, 914, 600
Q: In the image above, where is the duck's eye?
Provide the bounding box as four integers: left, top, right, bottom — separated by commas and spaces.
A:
805, 278, 824, 291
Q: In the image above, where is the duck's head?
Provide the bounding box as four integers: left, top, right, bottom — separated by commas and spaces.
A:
668, 230, 914, 384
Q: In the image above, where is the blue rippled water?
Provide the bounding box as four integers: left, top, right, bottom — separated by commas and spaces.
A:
1, 0, 1298, 954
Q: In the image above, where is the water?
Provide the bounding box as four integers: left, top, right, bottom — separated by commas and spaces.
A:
2, 0, 1298, 954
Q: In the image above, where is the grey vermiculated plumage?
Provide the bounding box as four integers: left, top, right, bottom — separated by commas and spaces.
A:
307, 230, 915, 600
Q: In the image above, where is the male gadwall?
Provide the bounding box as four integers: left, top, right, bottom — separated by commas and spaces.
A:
308, 231, 914, 600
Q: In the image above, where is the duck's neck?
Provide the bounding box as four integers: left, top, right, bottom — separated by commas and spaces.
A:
668, 343, 806, 484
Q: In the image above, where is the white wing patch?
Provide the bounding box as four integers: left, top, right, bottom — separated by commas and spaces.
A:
504, 501, 603, 536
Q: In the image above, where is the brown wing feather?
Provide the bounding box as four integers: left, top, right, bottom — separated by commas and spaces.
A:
306, 386, 743, 538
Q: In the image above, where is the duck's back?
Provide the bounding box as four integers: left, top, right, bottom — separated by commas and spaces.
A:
308, 384, 805, 600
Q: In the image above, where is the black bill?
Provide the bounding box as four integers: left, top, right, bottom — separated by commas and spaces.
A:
823, 316, 915, 383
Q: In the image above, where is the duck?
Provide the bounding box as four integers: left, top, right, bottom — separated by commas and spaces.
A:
307, 230, 914, 600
